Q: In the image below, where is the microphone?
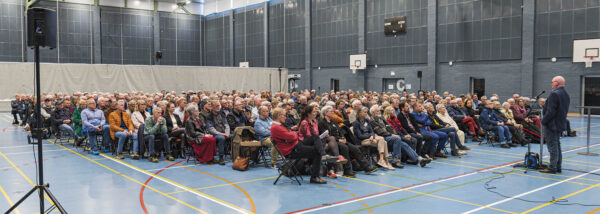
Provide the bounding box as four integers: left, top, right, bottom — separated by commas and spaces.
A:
534, 90, 545, 100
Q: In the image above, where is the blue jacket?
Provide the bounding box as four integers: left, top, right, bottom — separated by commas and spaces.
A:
447, 105, 467, 120
479, 107, 502, 130
352, 118, 375, 141
254, 116, 273, 141
412, 111, 433, 133
542, 87, 570, 132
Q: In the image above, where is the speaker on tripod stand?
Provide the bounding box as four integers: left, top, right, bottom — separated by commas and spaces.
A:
6, 7, 66, 214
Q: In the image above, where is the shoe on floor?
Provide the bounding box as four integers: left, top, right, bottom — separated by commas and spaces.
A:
500, 144, 511, 149
458, 151, 467, 155
427, 153, 437, 160
131, 153, 140, 160
166, 155, 175, 161
364, 167, 378, 175
459, 146, 471, 151
149, 157, 159, 163
116, 153, 125, 159
92, 150, 99, 155
418, 157, 431, 167
385, 163, 395, 170
343, 170, 356, 178
327, 170, 337, 179
539, 168, 556, 174
310, 176, 327, 184
509, 143, 518, 147
392, 161, 404, 168
435, 152, 448, 158
377, 159, 388, 168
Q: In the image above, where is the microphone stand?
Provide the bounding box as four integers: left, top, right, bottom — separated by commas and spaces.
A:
535, 91, 545, 170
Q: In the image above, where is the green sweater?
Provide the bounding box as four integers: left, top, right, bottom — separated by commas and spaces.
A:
144, 116, 167, 135
72, 108, 84, 137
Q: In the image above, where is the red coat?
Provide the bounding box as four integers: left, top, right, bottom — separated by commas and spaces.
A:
271, 122, 298, 156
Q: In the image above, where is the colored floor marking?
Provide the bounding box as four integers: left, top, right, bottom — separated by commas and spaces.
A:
379, 172, 453, 187
588, 207, 600, 214
167, 176, 278, 193
469, 148, 600, 168
0, 183, 20, 214
289, 158, 523, 214
100, 153, 252, 214
163, 160, 257, 214
329, 179, 372, 213
521, 181, 600, 214
292, 141, 600, 213
344, 175, 517, 214
441, 158, 600, 183
573, 124, 600, 130
139, 159, 195, 214
44, 139, 208, 213
462, 167, 600, 214
0, 150, 57, 208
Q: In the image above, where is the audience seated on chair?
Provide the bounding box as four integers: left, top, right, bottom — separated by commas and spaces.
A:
81, 99, 106, 155
144, 107, 175, 163
109, 100, 139, 160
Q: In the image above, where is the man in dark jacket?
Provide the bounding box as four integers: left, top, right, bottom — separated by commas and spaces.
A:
480, 102, 513, 148
11, 95, 21, 124
227, 99, 251, 133
52, 100, 84, 143
397, 102, 433, 158
206, 100, 230, 165
540, 76, 570, 174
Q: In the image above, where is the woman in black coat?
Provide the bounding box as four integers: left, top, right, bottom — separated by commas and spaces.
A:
164, 103, 185, 157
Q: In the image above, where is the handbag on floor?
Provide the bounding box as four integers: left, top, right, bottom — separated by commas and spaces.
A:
232, 156, 249, 171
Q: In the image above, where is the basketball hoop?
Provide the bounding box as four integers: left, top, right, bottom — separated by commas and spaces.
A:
585, 56, 595, 68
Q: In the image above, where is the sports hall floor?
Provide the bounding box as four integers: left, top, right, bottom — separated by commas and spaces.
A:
0, 112, 599, 214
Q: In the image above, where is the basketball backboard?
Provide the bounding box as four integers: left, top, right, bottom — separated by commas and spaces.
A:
573, 39, 600, 68
349, 54, 367, 70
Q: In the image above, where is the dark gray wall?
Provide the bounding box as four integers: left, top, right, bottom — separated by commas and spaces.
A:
268, 0, 305, 68
159, 12, 202, 66
366, 0, 428, 65
234, 6, 265, 67
311, 0, 359, 68
204, 13, 230, 66
536, 0, 600, 59
0, 0, 24, 62
58, 3, 93, 64
437, 0, 522, 62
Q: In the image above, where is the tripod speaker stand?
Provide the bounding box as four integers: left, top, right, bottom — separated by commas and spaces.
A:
6, 8, 66, 214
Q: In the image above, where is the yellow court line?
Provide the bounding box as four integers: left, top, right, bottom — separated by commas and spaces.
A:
573, 124, 600, 131
0, 183, 20, 214
47, 140, 209, 214
441, 158, 600, 183
433, 161, 592, 186
167, 176, 278, 195
588, 207, 600, 214
101, 154, 253, 214
468, 150, 600, 168
0, 151, 57, 208
520, 182, 600, 214
0, 116, 209, 214
347, 177, 518, 214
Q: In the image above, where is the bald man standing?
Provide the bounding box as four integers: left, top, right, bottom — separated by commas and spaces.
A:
540, 76, 570, 174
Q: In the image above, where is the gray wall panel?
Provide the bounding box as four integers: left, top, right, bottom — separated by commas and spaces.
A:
234, 6, 265, 67
58, 3, 93, 64
311, 0, 359, 67
268, 0, 305, 68
0, 0, 23, 62
536, 0, 600, 58
366, 0, 428, 65
205, 14, 230, 66
438, 0, 522, 62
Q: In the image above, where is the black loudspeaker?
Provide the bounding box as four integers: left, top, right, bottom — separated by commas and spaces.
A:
27, 8, 57, 48
417, 71, 422, 78
156, 51, 163, 59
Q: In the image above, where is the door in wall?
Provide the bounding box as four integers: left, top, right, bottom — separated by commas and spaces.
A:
382, 78, 405, 93
470, 78, 485, 98
583, 76, 600, 115
331, 79, 340, 92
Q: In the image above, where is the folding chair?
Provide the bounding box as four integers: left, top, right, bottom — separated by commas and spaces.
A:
54, 127, 72, 145
272, 143, 303, 186
481, 130, 498, 147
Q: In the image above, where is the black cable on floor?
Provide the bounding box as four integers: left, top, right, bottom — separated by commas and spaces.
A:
483, 170, 600, 207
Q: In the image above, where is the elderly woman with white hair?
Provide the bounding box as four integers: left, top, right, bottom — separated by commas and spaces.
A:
185, 104, 217, 164
435, 104, 468, 151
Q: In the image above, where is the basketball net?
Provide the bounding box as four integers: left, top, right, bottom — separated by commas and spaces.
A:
585, 56, 595, 68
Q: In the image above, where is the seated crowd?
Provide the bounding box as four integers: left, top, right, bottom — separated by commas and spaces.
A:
9, 89, 575, 184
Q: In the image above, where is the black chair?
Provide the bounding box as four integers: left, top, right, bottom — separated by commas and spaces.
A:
54, 127, 72, 145
273, 144, 303, 186
480, 130, 498, 147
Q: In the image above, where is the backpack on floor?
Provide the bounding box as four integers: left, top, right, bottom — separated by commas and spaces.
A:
524, 152, 541, 169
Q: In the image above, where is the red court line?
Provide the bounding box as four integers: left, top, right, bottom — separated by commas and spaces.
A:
139, 159, 188, 214
288, 142, 600, 214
